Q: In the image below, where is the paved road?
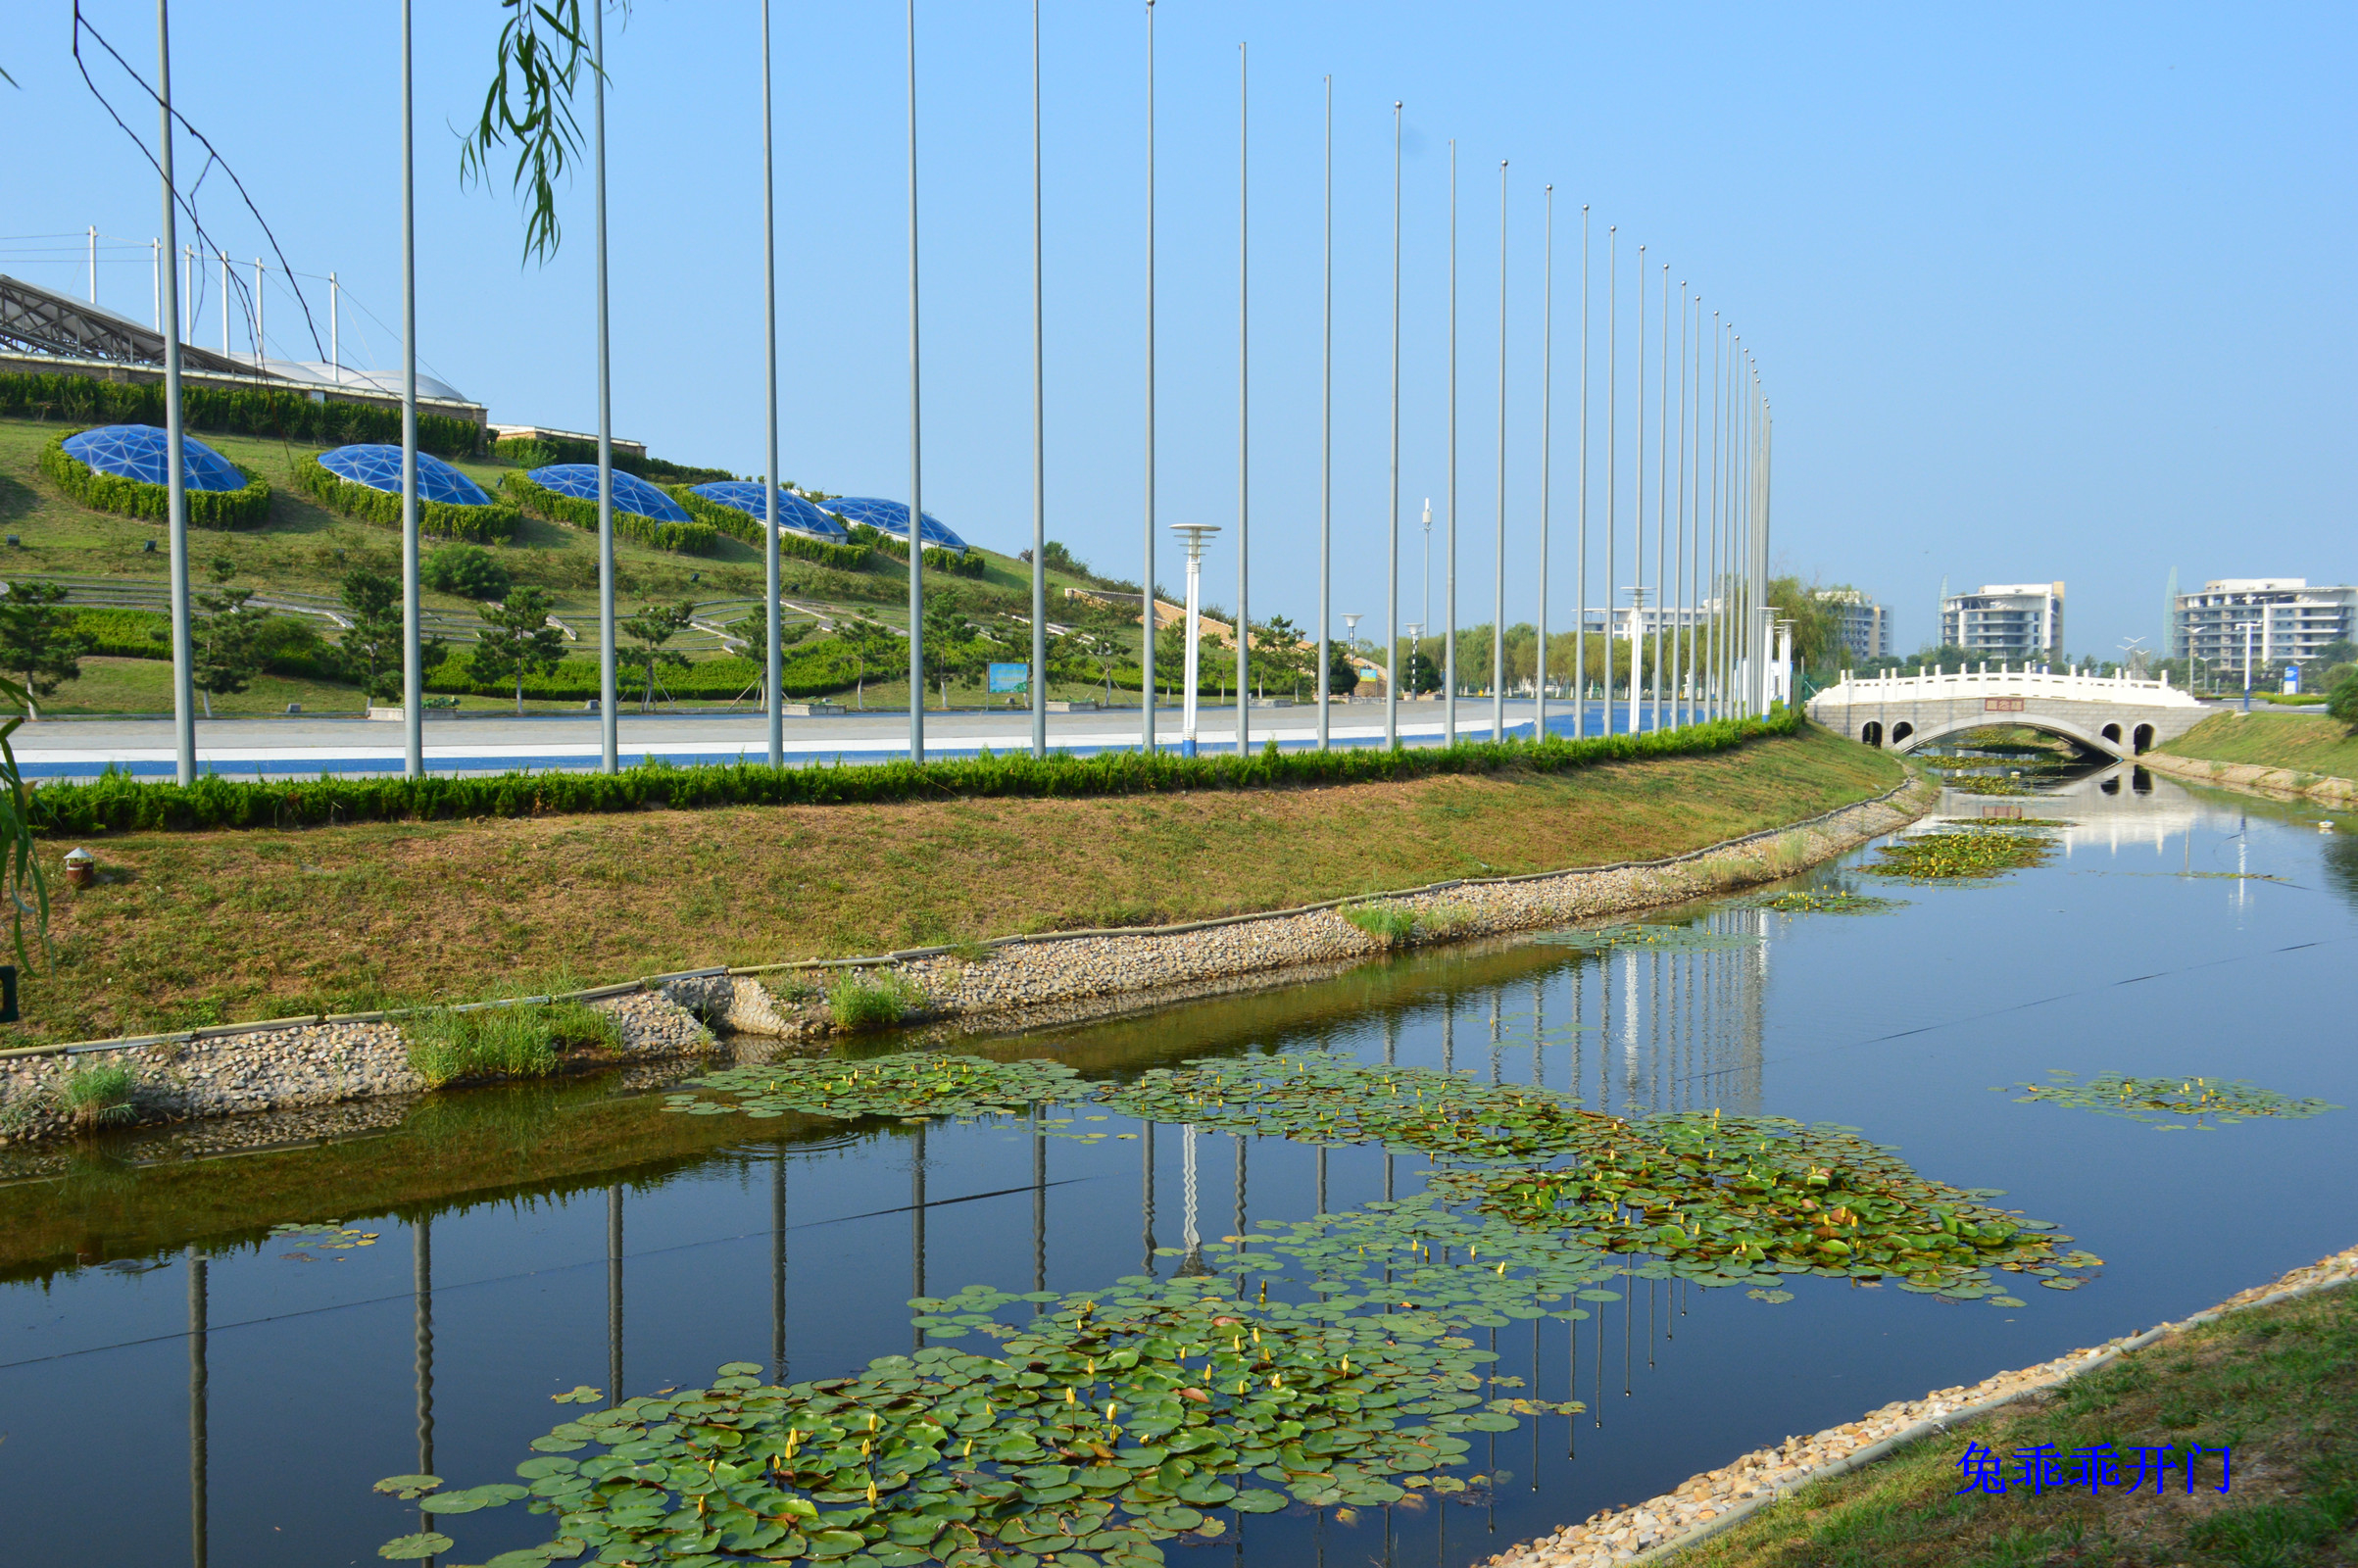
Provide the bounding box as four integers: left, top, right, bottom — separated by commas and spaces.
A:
18, 699, 1706, 780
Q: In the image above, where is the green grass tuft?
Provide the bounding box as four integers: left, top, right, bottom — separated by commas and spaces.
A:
60, 1060, 138, 1130
404, 1001, 621, 1089
827, 972, 923, 1032
1342, 903, 1420, 948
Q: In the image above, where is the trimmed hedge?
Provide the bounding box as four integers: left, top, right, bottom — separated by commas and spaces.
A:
499, 470, 718, 555
38, 434, 270, 530
490, 434, 730, 485
850, 521, 988, 579
0, 371, 478, 457
62, 605, 343, 680
289, 453, 520, 543
26, 706, 1810, 835
664, 485, 871, 571
426, 637, 858, 701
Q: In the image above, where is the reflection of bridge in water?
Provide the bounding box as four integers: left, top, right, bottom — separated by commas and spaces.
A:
1809, 665, 2211, 759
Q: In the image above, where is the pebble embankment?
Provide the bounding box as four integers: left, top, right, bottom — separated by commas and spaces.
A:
0, 987, 716, 1147
2136, 747, 2358, 808
731, 778, 1937, 1043
1481, 1242, 2358, 1567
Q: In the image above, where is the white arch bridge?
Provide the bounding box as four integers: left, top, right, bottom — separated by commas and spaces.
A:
1806, 664, 2210, 759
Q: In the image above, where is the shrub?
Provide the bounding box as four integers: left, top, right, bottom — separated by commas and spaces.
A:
0, 370, 478, 456
665, 485, 871, 571
290, 453, 520, 544
2330, 669, 2358, 732
62, 1060, 139, 1130
39, 434, 270, 530
489, 434, 731, 484
403, 1000, 622, 1088
828, 970, 923, 1031
426, 647, 851, 702
1342, 903, 1420, 948
501, 471, 718, 556
420, 543, 514, 601
65, 606, 341, 680
848, 522, 988, 578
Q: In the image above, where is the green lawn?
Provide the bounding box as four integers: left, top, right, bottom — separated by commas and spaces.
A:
2159, 712, 2358, 782
1684, 1280, 2358, 1567
0, 414, 1135, 712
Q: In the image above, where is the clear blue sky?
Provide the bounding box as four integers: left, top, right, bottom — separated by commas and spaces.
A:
7, 2, 2352, 659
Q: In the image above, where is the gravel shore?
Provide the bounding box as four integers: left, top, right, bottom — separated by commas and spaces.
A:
0, 991, 713, 1148
1481, 1241, 2358, 1567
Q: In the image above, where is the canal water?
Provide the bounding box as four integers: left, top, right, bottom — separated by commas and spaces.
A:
2, 762, 2352, 1567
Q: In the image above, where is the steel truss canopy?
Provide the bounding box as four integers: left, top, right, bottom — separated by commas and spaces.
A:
0, 272, 248, 375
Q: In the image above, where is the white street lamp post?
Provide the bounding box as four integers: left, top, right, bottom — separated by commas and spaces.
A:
1171, 523, 1218, 755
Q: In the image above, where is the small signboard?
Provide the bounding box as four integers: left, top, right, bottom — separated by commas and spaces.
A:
2284, 663, 2301, 696
988, 662, 1030, 694
1984, 697, 2026, 711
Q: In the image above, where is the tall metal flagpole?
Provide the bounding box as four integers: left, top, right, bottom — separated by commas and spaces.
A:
1690, 294, 1702, 721
1316, 75, 1332, 751
1602, 226, 1616, 735
1651, 263, 1668, 733
400, 0, 422, 779
1631, 243, 1645, 739
1491, 160, 1507, 742
1709, 316, 1724, 720
1535, 185, 1552, 741
594, 0, 617, 772
1234, 41, 1249, 756
158, 0, 193, 787
1444, 140, 1456, 742
1674, 282, 1690, 726
1141, 0, 1157, 754
1386, 100, 1400, 749
1030, 0, 1047, 758
907, 0, 926, 762
1574, 206, 1587, 738
762, 0, 783, 767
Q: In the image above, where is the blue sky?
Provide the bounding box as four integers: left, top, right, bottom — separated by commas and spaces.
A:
7, 2, 2352, 658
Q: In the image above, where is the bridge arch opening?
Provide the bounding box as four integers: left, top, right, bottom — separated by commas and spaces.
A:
2133, 723, 2154, 755
1891, 720, 1915, 745
2101, 723, 2121, 745
1860, 721, 1883, 747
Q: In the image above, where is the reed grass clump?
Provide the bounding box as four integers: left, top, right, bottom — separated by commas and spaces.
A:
1342, 902, 1421, 948
61, 1060, 138, 1130
404, 1001, 622, 1088
827, 971, 923, 1032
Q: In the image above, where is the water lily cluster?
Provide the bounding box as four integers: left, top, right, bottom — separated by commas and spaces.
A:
2000, 1071, 2340, 1130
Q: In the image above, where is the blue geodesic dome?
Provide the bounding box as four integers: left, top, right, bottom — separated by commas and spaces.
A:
528, 464, 692, 523
688, 482, 851, 542
823, 496, 969, 554
61, 424, 246, 492
319, 444, 492, 507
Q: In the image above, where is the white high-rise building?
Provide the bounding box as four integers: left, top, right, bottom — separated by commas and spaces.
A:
1811, 589, 1890, 661
2172, 579, 2355, 666
1940, 583, 2064, 658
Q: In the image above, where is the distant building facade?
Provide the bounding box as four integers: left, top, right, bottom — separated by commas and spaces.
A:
1940, 582, 2064, 658
1811, 589, 1890, 661
2172, 579, 2356, 666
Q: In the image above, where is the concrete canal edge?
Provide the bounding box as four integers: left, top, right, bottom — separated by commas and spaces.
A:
2137, 747, 2358, 808
0, 769, 1938, 1146
1484, 1242, 2358, 1568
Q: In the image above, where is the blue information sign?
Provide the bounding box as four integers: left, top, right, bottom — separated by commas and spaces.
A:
988, 662, 1030, 694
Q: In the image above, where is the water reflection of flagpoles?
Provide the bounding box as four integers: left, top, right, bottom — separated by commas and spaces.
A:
1176, 1125, 1213, 1279
608, 1188, 624, 1406
771, 1149, 788, 1385
1141, 1123, 1157, 1274
1233, 1136, 1248, 1300
912, 1121, 928, 1351
416, 1216, 434, 1490
1032, 1103, 1047, 1293
188, 1246, 207, 1568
